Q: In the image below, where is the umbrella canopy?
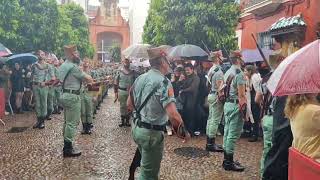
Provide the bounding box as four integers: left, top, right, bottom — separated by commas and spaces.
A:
168, 44, 208, 61
7, 53, 38, 65
122, 44, 152, 59
267, 39, 320, 96
0, 43, 12, 57
241, 48, 273, 63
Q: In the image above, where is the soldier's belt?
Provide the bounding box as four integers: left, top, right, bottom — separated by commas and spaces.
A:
134, 118, 166, 132
62, 89, 80, 95
118, 87, 127, 91
33, 82, 44, 86
226, 99, 239, 104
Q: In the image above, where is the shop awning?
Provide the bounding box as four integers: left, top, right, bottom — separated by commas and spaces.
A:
269, 14, 306, 36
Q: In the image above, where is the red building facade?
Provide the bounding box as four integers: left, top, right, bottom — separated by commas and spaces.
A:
238, 0, 320, 56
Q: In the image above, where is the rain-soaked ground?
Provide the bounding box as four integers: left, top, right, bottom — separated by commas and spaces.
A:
0, 93, 262, 180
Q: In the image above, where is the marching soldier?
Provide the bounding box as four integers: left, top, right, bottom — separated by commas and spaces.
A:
32, 50, 54, 129
114, 58, 136, 127
80, 60, 94, 135
205, 52, 224, 152
222, 51, 247, 172
58, 45, 93, 157
127, 47, 189, 179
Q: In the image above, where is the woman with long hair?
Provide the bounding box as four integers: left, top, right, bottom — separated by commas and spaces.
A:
284, 93, 320, 162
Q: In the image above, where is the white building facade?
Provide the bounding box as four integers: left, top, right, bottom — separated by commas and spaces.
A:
128, 0, 150, 45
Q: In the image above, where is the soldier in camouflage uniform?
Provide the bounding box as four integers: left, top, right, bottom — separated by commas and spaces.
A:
222, 51, 247, 172
114, 58, 136, 127
58, 45, 93, 157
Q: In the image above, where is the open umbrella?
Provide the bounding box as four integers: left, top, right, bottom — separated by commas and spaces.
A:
0, 43, 12, 57
168, 44, 208, 61
122, 44, 152, 59
7, 53, 38, 65
267, 39, 320, 96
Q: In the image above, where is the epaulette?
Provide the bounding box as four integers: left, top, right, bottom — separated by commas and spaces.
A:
214, 66, 220, 72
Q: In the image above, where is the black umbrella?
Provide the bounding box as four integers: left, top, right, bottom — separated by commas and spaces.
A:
7, 53, 38, 65
168, 44, 209, 61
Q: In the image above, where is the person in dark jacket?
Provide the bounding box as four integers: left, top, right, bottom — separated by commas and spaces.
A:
180, 63, 200, 135
10, 63, 25, 114
263, 96, 293, 180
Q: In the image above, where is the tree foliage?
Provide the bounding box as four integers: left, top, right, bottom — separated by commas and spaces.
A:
0, 0, 94, 58
108, 42, 121, 62
143, 0, 240, 51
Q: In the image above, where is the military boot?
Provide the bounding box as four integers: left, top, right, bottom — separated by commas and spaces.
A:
33, 117, 41, 129
206, 137, 223, 152
222, 152, 245, 172
81, 123, 93, 135
125, 116, 131, 127
118, 116, 126, 127
38, 117, 45, 129
63, 141, 81, 158
46, 113, 52, 120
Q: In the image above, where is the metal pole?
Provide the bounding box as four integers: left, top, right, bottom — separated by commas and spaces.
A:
102, 40, 104, 62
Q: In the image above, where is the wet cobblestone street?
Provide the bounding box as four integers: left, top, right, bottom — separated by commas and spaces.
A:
0, 94, 263, 180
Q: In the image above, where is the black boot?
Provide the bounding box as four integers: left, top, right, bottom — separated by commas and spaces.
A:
53, 107, 60, 114
119, 116, 125, 127
46, 113, 52, 120
222, 152, 245, 172
33, 117, 41, 129
63, 141, 81, 158
206, 137, 223, 152
38, 117, 45, 129
81, 123, 87, 134
81, 123, 92, 135
248, 135, 258, 142
125, 116, 131, 127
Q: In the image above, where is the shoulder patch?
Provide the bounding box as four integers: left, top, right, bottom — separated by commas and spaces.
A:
236, 69, 241, 74
168, 87, 174, 97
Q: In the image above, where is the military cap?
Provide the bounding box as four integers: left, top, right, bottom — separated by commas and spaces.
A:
229, 50, 243, 63
64, 45, 77, 58
147, 47, 167, 60
210, 50, 223, 62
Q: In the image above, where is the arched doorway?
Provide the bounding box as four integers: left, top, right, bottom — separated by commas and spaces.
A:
96, 32, 123, 62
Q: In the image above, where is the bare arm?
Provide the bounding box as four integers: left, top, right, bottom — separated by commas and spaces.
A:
165, 102, 184, 128
238, 84, 247, 105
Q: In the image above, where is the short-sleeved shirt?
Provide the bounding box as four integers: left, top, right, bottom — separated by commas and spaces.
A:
207, 65, 224, 93
58, 60, 85, 90
32, 62, 50, 83
224, 65, 246, 99
132, 69, 175, 126
115, 67, 136, 91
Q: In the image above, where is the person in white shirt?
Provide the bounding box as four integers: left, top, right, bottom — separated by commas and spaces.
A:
244, 65, 263, 142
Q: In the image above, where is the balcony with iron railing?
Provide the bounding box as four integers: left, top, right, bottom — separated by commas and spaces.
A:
242, 0, 282, 16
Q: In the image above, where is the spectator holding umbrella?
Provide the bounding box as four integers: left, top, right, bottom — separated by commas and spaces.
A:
10, 63, 25, 114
